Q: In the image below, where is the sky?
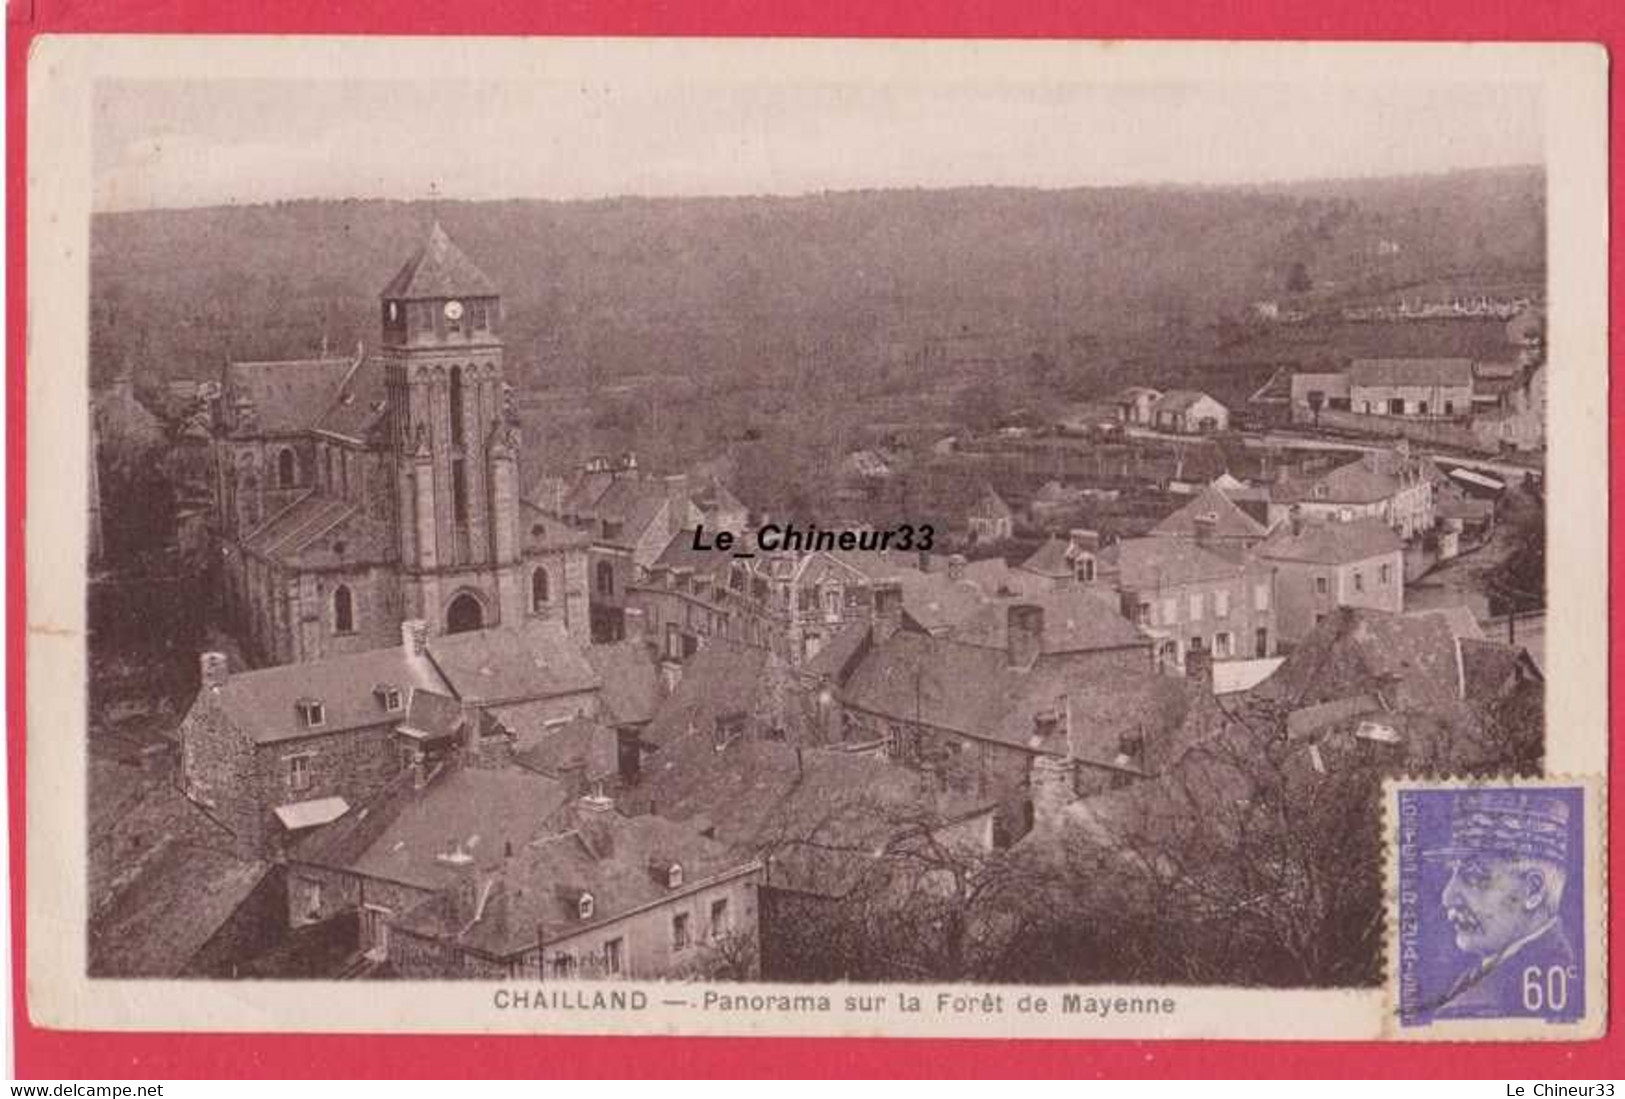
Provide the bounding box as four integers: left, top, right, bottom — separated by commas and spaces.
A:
92, 76, 1543, 212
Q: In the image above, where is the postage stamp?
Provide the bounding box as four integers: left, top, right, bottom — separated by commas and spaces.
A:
1387, 776, 1605, 1039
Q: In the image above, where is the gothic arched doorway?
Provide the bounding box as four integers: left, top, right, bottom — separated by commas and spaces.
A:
445, 592, 485, 634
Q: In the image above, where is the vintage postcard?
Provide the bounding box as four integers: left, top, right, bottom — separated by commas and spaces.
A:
22, 36, 1609, 1040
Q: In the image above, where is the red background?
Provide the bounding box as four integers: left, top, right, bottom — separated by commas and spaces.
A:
7, 0, 1621, 1079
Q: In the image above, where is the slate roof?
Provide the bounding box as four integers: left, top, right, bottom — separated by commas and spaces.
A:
222, 355, 357, 437
88, 840, 270, 977
1290, 372, 1352, 403
313, 356, 390, 443
208, 647, 449, 745
514, 717, 619, 780
1272, 453, 1429, 506
426, 618, 600, 707
949, 587, 1149, 656
294, 764, 571, 892
1100, 537, 1255, 590
801, 621, 874, 684
641, 640, 814, 748
1151, 485, 1268, 542
1255, 517, 1402, 566
1021, 537, 1074, 579
633, 737, 995, 897
244, 493, 395, 566
1261, 607, 1464, 715
583, 640, 662, 727
1349, 358, 1475, 388
841, 631, 1203, 765
1152, 389, 1221, 414
381, 222, 498, 300
394, 809, 752, 957
88, 760, 239, 909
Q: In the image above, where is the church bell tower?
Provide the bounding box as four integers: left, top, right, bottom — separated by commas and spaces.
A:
382, 222, 522, 633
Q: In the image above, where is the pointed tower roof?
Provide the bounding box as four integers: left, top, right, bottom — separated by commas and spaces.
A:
382, 222, 498, 300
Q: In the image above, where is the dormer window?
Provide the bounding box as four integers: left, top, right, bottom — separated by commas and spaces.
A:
296, 698, 326, 728
375, 685, 403, 712
578, 892, 595, 921
1314, 484, 1329, 499
668, 863, 683, 889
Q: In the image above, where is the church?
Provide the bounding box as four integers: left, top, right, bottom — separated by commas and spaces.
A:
212, 223, 590, 666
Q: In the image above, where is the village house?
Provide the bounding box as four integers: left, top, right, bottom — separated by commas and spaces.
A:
1019, 529, 1107, 589
1267, 448, 1438, 540
1347, 358, 1476, 418
211, 224, 592, 666
829, 590, 1213, 842
1112, 386, 1163, 427
177, 617, 605, 856
1288, 372, 1353, 421
966, 485, 1015, 543
1095, 536, 1279, 672
1148, 484, 1271, 548
1149, 390, 1230, 434
1253, 517, 1405, 647
290, 756, 761, 979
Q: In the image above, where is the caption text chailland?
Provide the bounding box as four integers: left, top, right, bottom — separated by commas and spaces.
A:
492, 987, 1179, 1020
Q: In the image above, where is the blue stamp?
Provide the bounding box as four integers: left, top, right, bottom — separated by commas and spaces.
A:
1395, 784, 1587, 1028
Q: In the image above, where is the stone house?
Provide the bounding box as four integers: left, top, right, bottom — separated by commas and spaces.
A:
1267, 449, 1438, 541
1149, 390, 1230, 434
966, 485, 1015, 543
1253, 517, 1405, 646
1347, 358, 1476, 418
1149, 484, 1270, 548
1097, 536, 1279, 672
1112, 386, 1163, 427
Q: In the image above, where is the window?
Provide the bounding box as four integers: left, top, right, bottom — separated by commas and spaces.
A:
452, 459, 469, 523
1188, 593, 1204, 621
1214, 631, 1234, 658
667, 864, 684, 889
597, 561, 616, 597
325, 448, 334, 491
551, 953, 575, 979
288, 753, 313, 792
1214, 590, 1230, 618
672, 912, 691, 951
603, 937, 624, 975
471, 301, 489, 331
1315, 576, 1330, 596
1253, 583, 1271, 611
1353, 570, 1365, 593
296, 699, 325, 729
333, 585, 355, 634
1444, 400, 1455, 415
449, 366, 465, 446
1161, 596, 1177, 624
531, 568, 550, 612
1075, 556, 1096, 583
299, 877, 322, 921
710, 898, 731, 939
578, 893, 595, 921
1338, 507, 1353, 522
1419, 401, 1429, 416
824, 588, 841, 616
664, 623, 681, 662
1314, 484, 1328, 499
1254, 627, 1269, 658
376, 684, 402, 712
1135, 602, 1151, 626
277, 449, 297, 489
1380, 563, 1392, 584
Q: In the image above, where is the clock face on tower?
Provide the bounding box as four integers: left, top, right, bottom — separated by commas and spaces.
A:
444, 300, 465, 321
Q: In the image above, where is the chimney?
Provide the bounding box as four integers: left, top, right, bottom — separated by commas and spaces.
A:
872, 580, 904, 644
947, 554, 967, 582
1006, 604, 1044, 670
401, 618, 429, 658
200, 651, 230, 691
1029, 755, 1077, 836
1192, 514, 1217, 545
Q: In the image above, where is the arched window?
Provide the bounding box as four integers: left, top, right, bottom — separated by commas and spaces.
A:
532, 568, 550, 612
449, 365, 465, 447
333, 585, 355, 634
277, 449, 297, 489
446, 592, 484, 634
596, 560, 616, 597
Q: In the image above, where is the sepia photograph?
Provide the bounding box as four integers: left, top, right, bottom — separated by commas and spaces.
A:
23, 36, 1607, 1041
